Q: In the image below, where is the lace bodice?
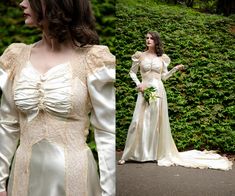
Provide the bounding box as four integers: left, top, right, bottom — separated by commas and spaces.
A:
129, 51, 178, 85
0, 43, 116, 196
140, 56, 164, 73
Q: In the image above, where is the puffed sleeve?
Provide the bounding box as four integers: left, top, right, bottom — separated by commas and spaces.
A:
129, 51, 142, 86
0, 44, 21, 192
161, 54, 178, 81
86, 45, 115, 196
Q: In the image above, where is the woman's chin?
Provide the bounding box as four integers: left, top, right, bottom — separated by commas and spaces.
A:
25, 20, 36, 27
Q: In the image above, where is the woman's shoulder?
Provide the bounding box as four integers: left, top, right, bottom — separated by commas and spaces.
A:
86, 45, 115, 69
131, 51, 143, 61
0, 43, 28, 71
160, 53, 171, 66
132, 51, 143, 57
1, 43, 28, 57
86, 45, 114, 57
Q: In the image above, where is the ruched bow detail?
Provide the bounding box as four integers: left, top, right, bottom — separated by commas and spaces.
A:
14, 62, 73, 121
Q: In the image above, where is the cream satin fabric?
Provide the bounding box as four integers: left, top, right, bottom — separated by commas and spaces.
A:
88, 67, 116, 196
0, 68, 20, 192
0, 43, 116, 196
28, 139, 66, 196
14, 61, 73, 122
121, 51, 232, 171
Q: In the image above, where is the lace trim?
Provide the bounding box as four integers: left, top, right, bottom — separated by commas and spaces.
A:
85, 45, 115, 76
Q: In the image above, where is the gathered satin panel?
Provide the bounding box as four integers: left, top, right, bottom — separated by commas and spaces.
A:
121, 51, 233, 171
14, 61, 73, 122
0, 44, 115, 196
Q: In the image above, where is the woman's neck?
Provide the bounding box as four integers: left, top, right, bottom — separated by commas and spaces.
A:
147, 45, 156, 53
147, 48, 156, 55
39, 32, 74, 52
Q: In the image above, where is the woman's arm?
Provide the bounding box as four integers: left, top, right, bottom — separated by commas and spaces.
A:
0, 69, 20, 193
86, 45, 115, 196
161, 54, 184, 81
129, 51, 142, 86
0, 44, 22, 193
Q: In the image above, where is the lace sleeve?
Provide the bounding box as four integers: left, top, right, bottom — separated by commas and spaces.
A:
0, 43, 25, 72
86, 45, 115, 196
129, 51, 142, 86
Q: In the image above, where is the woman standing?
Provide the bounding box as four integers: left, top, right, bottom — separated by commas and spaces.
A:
119, 32, 232, 171
0, 0, 115, 196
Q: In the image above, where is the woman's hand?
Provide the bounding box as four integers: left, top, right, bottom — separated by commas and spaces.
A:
175, 64, 184, 71
137, 83, 145, 92
0, 191, 7, 196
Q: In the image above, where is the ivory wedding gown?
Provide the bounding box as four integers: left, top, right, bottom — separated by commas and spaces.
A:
0, 43, 115, 196
120, 51, 232, 171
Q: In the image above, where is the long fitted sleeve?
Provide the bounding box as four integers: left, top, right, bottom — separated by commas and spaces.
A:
0, 43, 29, 192
161, 54, 178, 81
86, 45, 115, 196
0, 45, 21, 192
129, 51, 142, 86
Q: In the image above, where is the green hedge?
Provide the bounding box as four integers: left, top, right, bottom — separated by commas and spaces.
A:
116, 0, 235, 153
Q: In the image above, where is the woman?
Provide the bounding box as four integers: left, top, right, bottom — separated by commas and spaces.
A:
0, 0, 115, 196
118, 32, 232, 171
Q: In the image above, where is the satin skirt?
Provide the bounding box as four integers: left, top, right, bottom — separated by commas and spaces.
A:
121, 79, 232, 170
7, 139, 101, 196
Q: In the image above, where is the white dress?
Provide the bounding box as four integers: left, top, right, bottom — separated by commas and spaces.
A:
121, 51, 232, 170
0, 43, 116, 196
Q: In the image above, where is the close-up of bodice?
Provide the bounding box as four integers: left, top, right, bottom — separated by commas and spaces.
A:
14, 61, 74, 122
129, 51, 177, 86
140, 56, 163, 74
140, 56, 164, 83
0, 43, 116, 196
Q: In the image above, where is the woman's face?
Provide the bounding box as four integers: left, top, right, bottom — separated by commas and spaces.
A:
20, 0, 37, 26
146, 33, 155, 49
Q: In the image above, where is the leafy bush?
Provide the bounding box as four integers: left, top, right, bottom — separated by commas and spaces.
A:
116, 0, 235, 153
159, 0, 235, 16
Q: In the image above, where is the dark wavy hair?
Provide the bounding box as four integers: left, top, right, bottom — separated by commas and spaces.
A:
146, 31, 164, 56
29, 0, 99, 46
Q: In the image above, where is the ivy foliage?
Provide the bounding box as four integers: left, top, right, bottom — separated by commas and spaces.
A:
92, 0, 115, 52
116, 0, 235, 153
